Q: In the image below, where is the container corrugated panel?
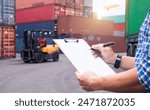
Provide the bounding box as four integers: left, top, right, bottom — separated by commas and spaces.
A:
75, 0, 84, 9
0, 0, 15, 25
54, 5, 66, 19
16, 0, 69, 10
84, 0, 92, 7
83, 7, 93, 18
113, 23, 125, 37
16, 5, 55, 24
114, 31, 125, 37
58, 16, 114, 36
0, 26, 16, 58
16, 21, 56, 52
102, 15, 125, 24
65, 7, 75, 16
114, 23, 125, 31
16, 4, 79, 24
74, 9, 83, 16
126, 0, 150, 37
65, 0, 75, 8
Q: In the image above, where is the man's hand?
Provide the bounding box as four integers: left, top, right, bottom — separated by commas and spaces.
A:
91, 44, 116, 64
75, 71, 100, 91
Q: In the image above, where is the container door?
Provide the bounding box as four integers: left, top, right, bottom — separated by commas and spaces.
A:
0, 27, 2, 58
2, 27, 15, 58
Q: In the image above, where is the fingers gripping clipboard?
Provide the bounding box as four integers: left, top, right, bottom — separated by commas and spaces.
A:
53, 39, 116, 76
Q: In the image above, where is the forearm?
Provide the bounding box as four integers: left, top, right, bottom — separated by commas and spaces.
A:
119, 56, 135, 69
94, 68, 145, 92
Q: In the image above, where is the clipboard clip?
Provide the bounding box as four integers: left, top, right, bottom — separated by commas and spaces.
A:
64, 38, 79, 43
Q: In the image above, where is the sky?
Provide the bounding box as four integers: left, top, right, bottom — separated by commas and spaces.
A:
93, 0, 126, 19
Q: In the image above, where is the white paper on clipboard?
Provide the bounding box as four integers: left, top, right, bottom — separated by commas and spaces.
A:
53, 39, 116, 76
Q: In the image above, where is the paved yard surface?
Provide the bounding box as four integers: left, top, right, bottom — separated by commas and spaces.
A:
0, 54, 125, 93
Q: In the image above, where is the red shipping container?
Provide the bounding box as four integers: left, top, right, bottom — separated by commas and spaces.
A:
16, 4, 80, 24
58, 16, 114, 36
65, 7, 75, 16
65, 0, 75, 7
16, 0, 66, 9
74, 9, 83, 16
114, 23, 125, 31
75, 0, 84, 9
0, 26, 16, 58
16, 5, 55, 24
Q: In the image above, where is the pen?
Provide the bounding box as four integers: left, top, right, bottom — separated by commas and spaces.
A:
103, 41, 115, 47
91, 41, 115, 51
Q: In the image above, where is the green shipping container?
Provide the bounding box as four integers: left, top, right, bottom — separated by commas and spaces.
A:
126, 0, 150, 56
126, 0, 150, 37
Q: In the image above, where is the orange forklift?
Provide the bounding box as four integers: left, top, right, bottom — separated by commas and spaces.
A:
21, 30, 59, 63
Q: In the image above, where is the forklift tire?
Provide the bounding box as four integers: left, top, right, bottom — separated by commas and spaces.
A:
53, 52, 59, 61
34, 53, 43, 63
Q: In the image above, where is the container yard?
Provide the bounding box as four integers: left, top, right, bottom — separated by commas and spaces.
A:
0, 0, 150, 94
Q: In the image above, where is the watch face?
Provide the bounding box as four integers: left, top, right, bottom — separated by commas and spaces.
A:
114, 55, 122, 69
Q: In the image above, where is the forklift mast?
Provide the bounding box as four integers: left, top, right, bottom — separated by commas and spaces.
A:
23, 30, 35, 50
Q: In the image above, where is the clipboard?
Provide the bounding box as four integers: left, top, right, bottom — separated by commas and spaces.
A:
53, 38, 116, 76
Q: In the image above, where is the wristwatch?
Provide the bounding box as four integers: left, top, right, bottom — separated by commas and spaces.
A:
114, 54, 122, 69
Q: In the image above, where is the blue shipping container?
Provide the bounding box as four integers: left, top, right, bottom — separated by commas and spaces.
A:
16, 21, 57, 52
0, 0, 15, 25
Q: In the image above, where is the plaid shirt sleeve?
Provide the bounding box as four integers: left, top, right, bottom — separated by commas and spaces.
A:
135, 9, 150, 91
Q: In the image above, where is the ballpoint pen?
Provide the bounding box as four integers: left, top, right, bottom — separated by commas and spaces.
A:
91, 41, 115, 51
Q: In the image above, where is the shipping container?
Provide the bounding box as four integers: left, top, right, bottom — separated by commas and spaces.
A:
114, 23, 125, 31
0, 0, 15, 25
0, 26, 15, 58
58, 16, 114, 36
83, 7, 92, 18
16, 5, 55, 24
65, 0, 75, 8
102, 15, 125, 24
75, 0, 84, 9
125, 0, 150, 56
65, 7, 75, 16
74, 9, 83, 16
16, 4, 84, 24
16, 21, 56, 52
84, 0, 92, 7
114, 23, 125, 37
16, 0, 66, 9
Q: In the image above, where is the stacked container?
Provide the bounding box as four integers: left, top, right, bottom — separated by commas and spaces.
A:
102, 15, 126, 52
83, 0, 93, 18
0, 0, 16, 58
16, 0, 88, 23
57, 15, 126, 52
16, 0, 93, 52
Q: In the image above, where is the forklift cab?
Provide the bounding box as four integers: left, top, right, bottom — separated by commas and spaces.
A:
21, 30, 59, 63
